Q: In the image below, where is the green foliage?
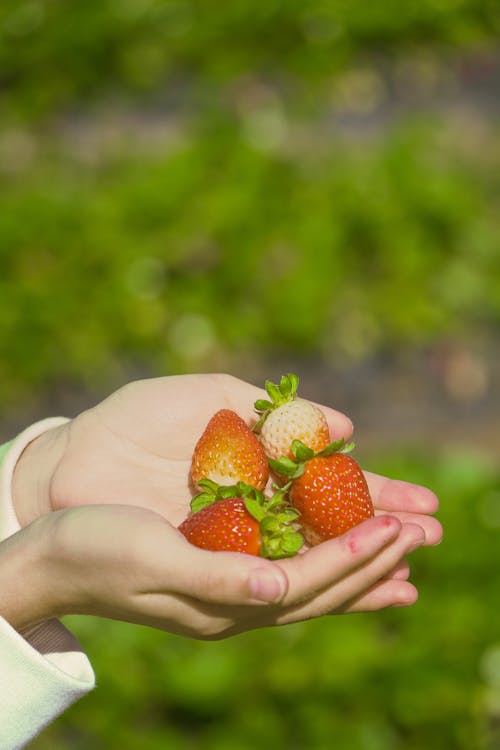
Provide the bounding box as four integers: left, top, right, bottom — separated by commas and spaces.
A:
0, 1, 500, 401
1, 124, 499, 399
30, 450, 500, 750
1, 5, 499, 746
1, 0, 499, 120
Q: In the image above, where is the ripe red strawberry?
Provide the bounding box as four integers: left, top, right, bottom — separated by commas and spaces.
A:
180, 496, 262, 555
254, 374, 330, 461
179, 481, 303, 559
270, 440, 374, 545
191, 409, 269, 490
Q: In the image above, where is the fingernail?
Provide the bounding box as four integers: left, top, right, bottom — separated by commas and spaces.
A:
248, 568, 287, 603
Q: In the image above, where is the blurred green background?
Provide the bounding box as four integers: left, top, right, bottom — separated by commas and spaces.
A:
1, 1, 500, 748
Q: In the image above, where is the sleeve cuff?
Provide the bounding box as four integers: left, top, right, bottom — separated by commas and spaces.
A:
0, 418, 96, 742
0, 615, 95, 749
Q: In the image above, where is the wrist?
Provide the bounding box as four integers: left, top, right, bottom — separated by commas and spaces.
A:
0, 515, 62, 631
11, 421, 70, 528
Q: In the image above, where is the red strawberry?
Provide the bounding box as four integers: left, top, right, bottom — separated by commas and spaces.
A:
180, 496, 261, 555
254, 374, 330, 461
179, 481, 303, 559
191, 409, 269, 490
270, 440, 374, 545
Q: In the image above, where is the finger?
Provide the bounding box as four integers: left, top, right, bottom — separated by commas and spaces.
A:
341, 579, 419, 613
275, 522, 424, 624
331, 522, 424, 600
125, 576, 418, 640
277, 515, 403, 607
365, 472, 439, 514
375, 510, 443, 546
384, 558, 410, 580
311, 402, 354, 442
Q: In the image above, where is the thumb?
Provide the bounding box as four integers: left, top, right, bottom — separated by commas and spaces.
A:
316, 403, 354, 441
156, 529, 290, 606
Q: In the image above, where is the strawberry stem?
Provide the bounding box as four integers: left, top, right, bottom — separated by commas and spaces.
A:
252, 373, 300, 432
191, 480, 265, 513
244, 488, 303, 560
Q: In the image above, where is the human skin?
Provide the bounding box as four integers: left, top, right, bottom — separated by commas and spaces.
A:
3, 374, 442, 638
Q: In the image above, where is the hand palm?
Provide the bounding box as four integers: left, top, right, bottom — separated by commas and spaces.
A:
50, 375, 275, 525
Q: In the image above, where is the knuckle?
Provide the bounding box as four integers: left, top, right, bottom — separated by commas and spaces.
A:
198, 556, 249, 605
197, 566, 226, 599
339, 529, 363, 557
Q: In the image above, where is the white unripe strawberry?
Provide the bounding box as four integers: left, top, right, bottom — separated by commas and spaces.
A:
254, 374, 330, 461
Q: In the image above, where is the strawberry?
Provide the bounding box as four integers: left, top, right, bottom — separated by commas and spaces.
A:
179, 480, 303, 559
254, 374, 330, 461
191, 409, 269, 490
269, 440, 374, 545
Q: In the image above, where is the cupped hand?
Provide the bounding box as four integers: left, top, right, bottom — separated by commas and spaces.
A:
13, 374, 442, 547
0, 503, 426, 638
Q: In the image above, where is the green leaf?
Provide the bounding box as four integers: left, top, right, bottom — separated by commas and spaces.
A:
277, 508, 301, 523
268, 490, 289, 510
190, 493, 216, 513
254, 399, 273, 412
264, 380, 283, 404
285, 373, 299, 398
235, 481, 257, 498
261, 527, 304, 559
268, 456, 301, 478
261, 538, 279, 558
272, 480, 292, 493
251, 413, 267, 433
281, 531, 304, 553
260, 516, 280, 533
278, 373, 300, 400
219, 485, 239, 499
291, 439, 315, 461
256, 374, 300, 419
318, 438, 355, 457
244, 497, 267, 522
341, 441, 356, 454
279, 374, 293, 398
196, 478, 219, 493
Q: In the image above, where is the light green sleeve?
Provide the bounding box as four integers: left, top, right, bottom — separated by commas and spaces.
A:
0, 440, 15, 466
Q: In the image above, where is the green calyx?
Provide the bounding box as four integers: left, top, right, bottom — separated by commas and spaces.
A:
247, 485, 303, 560
252, 373, 299, 432
191, 479, 264, 513
191, 479, 303, 560
268, 437, 355, 479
